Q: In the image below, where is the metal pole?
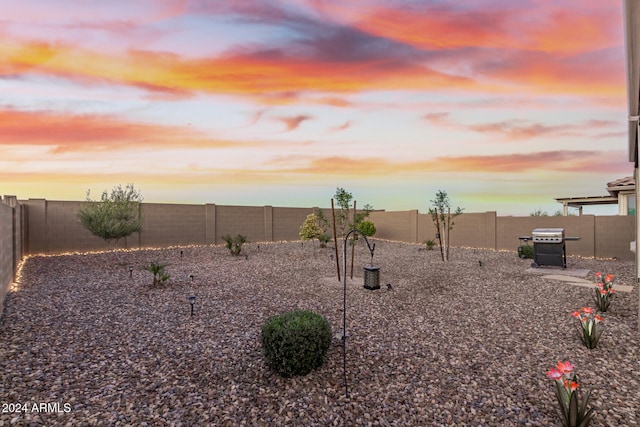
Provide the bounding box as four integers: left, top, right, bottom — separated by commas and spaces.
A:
342, 230, 352, 399
341, 229, 375, 400
446, 207, 451, 261
331, 199, 341, 282
350, 201, 356, 279
434, 208, 445, 262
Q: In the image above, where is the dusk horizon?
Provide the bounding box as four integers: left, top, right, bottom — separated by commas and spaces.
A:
0, 0, 632, 216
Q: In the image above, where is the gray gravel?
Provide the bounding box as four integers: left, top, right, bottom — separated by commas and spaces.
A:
0, 240, 638, 426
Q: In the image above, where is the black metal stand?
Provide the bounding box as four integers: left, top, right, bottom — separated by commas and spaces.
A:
342, 230, 376, 399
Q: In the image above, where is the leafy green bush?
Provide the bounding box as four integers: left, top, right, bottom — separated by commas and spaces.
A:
222, 234, 247, 256
518, 245, 534, 259
357, 220, 376, 237
261, 310, 332, 378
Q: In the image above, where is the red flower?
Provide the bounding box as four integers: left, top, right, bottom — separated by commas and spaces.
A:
581, 307, 594, 314
569, 381, 579, 391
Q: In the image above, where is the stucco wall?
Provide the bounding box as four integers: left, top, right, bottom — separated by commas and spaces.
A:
1, 196, 24, 317
15, 199, 636, 261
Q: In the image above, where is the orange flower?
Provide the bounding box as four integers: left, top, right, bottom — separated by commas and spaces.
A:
556, 361, 574, 374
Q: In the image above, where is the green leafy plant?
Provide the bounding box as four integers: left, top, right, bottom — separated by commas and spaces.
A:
142, 261, 170, 286
357, 220, 376, 237
592, 272, 615, 312
571, 307, 604, 349
77, 183, 143, 249
333, 188, 374, 238
261, 310, 332, 378
518, 244, 534, 259
222, 234, 247, 256
424, 239, 436, 250
546, 361, 594, 427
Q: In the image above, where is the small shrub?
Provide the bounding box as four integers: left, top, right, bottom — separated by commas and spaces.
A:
299, 213, 323, 241
424, 239, 436, 250
142, 261, 170, 286
318, 233, 332, 248
518, 245, 533, 259
357, 220, 376, 237
222, 234, 247, 256
261, 310, 332, 378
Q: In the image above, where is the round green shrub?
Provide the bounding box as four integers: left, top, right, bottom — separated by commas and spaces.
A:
518, 245, 534, 259
357, 220, 376, 237
261, 310, 332, 378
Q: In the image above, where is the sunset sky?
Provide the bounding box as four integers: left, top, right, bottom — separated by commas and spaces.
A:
0, 0, 632, 215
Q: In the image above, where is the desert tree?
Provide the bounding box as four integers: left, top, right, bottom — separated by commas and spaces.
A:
77, 183, 143, 250
429, 190, 463, 261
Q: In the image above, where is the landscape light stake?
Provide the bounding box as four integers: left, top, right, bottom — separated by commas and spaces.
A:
342, 229, 376, 400
180, 250, 183, 259
129, 265, 133, 278
188, 295, 196, 316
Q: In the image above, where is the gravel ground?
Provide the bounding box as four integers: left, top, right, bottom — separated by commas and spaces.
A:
0, 240, 638, 427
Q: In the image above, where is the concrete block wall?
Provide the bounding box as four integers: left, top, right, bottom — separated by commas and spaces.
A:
13, 198, 637, 261
141, 203, 206, 247
272, 207, 315, 241
1, 196, 24, 317
215, 205, 267, 244
594, 216, 635, 259
0, 201, 13, 317
370, 210, 419, 243
446, 212, 497, 249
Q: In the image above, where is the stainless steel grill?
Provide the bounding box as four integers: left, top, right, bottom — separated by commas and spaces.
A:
531, 228, 567, 268
518, 228, 579, 269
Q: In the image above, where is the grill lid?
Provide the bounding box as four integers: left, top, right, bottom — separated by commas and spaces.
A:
532, 228, 564, 243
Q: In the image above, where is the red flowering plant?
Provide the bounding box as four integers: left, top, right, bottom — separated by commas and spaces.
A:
571, 307, 604, 349
546, 361, 594, 427
592, 272, 615, 312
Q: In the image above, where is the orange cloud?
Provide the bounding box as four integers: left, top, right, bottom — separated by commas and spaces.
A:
0, 38, 479, 101
0, 108, 248, 153
423, 113, 619, 141
308, 2, 618, 54
276, 114, 312, 131
275, 150, 627, 176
